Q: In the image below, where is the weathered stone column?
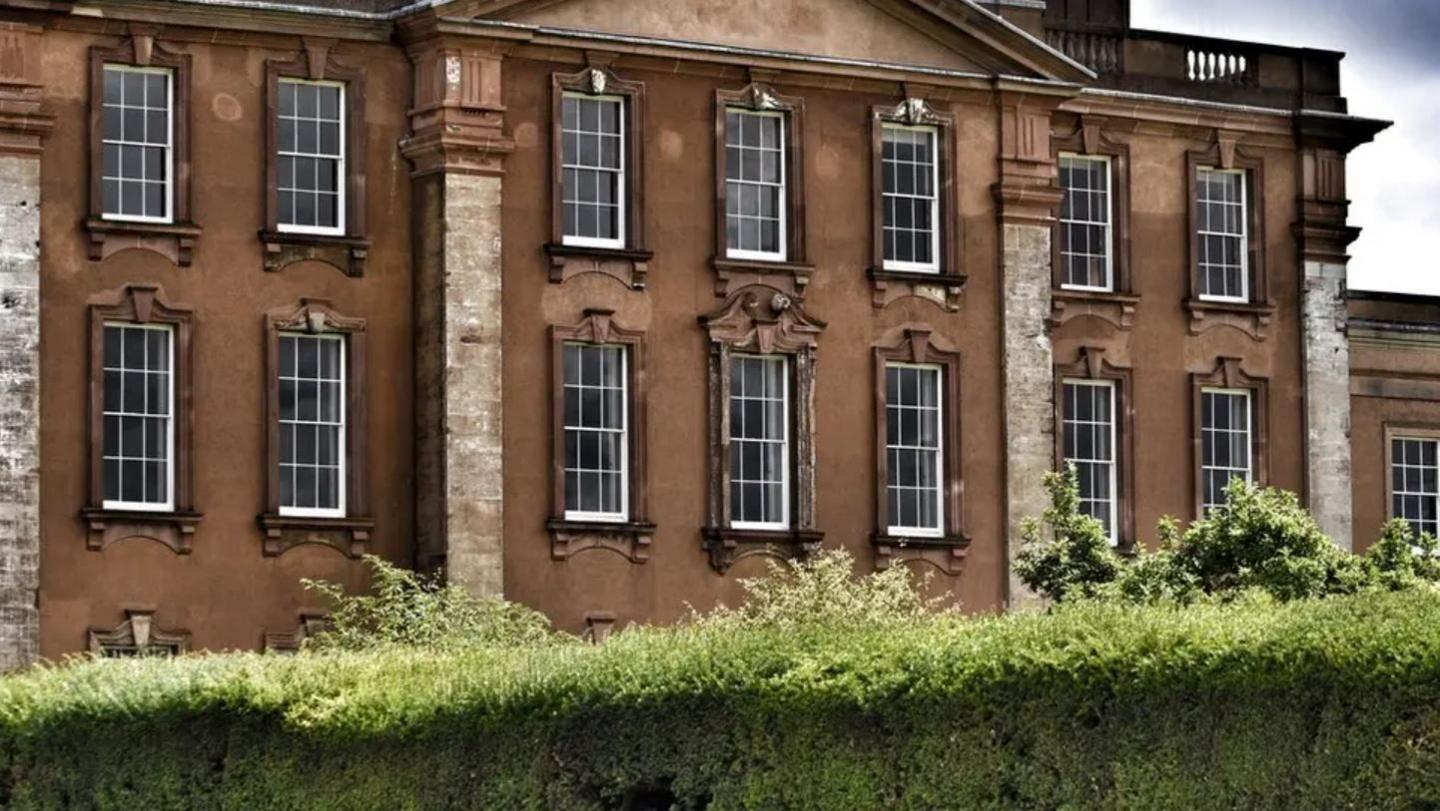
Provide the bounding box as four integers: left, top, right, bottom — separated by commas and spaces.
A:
400, 32, 514, 596
0, 22, 52, 670
1295, 113, 1389, 551
994, 85, 1068, 609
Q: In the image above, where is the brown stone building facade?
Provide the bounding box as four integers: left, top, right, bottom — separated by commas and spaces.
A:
0, 0, 1408, 665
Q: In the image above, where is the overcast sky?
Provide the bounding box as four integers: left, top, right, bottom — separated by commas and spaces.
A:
1132, 0, 1440, 294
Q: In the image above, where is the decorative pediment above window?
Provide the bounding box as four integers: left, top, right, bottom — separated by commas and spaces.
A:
265, 298, 366, 336
699, 287, 825, 354
89, 607, 189, 657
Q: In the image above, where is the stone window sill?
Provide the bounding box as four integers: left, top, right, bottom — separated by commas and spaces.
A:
79, 507, 203, 555
710, 257, 816, 298
1184, 297, 1277, 340
872, 532, 970, 575
701, 526, 823, 573
260, 230, 370, 278
256, 514, 373, 559
547, 518, 656, 564
545, 243, 654, 289
1050, 288, 1141, 330
868, 267, 967, 312
85, 218, 202, 267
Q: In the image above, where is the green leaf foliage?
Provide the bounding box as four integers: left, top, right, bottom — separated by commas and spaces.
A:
6, 592, 1440, 808
1018, 469, 1440, 605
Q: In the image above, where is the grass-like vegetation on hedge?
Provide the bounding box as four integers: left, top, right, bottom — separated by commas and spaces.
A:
5, 580, 1440, 808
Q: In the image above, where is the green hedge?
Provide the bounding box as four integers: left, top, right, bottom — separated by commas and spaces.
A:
5, 591, 1440, 809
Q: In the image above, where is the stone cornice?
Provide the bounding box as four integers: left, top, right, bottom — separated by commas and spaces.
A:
0, 23, 52, 156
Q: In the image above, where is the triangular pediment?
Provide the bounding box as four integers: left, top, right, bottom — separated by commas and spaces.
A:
471, 0, 1088, 81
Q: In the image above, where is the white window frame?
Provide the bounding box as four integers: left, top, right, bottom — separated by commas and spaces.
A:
730, 353, 790, 531
1195, 166, 1249, 304
1390, 435, 1440, 540
1200, 387, 1252, 514
1062, 378, 1119, 543
724, 108, 788, 263
886, 362, 945, 538
563, 343, 630, 524
880, 123, 941, 274
1058, 153, 1114, 292
560, 92, 627, 251
100, 64, 174, 225
278, 332, 347, 519
276, 77, 347, 238
101, 321, 175, 513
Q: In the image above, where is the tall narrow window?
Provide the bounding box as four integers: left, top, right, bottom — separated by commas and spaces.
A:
279, 334, 345, 517
1392, 436, 1440, 539
277, 79, 345, 235
101, 65, 172, 222
561, 94, 625, 248
1195, 167, 1248, 302
1062, 379, 1118, 541
724, 110, 786, 260
881, 124, 939, 272
1059, 154, 1113, 290
102, 323, 173, 511
563, 343, 628, 521
729, 354, 789, 528
1200, 388, 1252, 513
886, 364, 943, 535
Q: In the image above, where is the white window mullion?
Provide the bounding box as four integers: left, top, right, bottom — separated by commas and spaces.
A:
725, 109, 787, 262
1058, 154, 1113, 292
1200, 388, 1252, 514
1062, 379, 1118, 543
560, 93, 626, 249
1391, 437, 1440, 539
886, 363, 944, 537
563, 343, 629, 522
729, 354, 789, 529
881, 124, 940, 273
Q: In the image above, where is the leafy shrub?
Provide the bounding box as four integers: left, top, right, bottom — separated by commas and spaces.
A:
1014, 466, 1124, 602
693, 549, 943, 630
1018, 470, 1440, 604
6, 591, 1440, 808
303, 555, 562, 652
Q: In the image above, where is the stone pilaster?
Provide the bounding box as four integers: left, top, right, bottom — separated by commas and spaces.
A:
1294, 113, 1389, 552
400, 31, 514, 597
0, 22, 52, 670
994, 84, 1069, 609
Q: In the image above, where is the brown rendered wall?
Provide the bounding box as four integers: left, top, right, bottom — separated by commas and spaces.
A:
36, 28, 415, 657
497, 51, 1310, 631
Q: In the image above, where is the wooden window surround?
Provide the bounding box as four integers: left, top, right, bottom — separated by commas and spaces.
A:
872, 327, 969, 574
546, 308, 655, 563
1384, 424, 1440, 539
86, 33, 201, 267
711, 79, 812, 299
261, 40, 370, 278
868, 96, 965, 313
1049, 116, 1139, 331
1054, 346, 1137, 551
89, 607, 189, 657
1185, 133, 1275, 340
545, 64, 652, 290
258, 299, 373, 557
80, 284, 201, 554
700, 286, 826, 572
1190, 356, 1269, 519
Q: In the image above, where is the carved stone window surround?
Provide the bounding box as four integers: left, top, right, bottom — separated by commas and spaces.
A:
258, 298, 372, 558
81, 284, 200, 555
263, 609, 330, 653
868, 95, 964, 312
872, 327, 969, 574
1190, 356, 1270, 520
89, 607, 189, 657
1185, 134, 1275, 340
1054, 346, 1136, 550
261, 40, 370, 277
548, 308, 655, 563
712, 80, 810, 299
700, 287, 826, 572
1050, 116, 1138, 331
547, 65, 652, 289
86, 33, 200, 267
